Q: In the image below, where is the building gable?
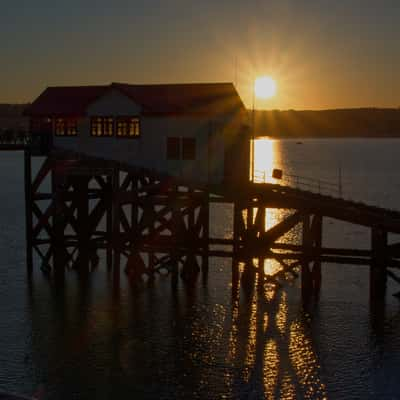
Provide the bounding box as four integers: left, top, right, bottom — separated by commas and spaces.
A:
87, 88, 141, 116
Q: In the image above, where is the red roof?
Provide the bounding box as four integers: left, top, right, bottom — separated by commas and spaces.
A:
25, 82, 245, 117
25, 86, 108, 117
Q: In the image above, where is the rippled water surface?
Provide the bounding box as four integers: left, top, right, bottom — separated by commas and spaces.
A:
1, 139, 400, 399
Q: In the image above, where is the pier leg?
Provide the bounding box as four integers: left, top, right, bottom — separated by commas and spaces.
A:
311, 215, 323, 297
181, 189, 200, 280
370, 228, 388, 305
52, 167, 67, 279
112, 168, 120, 281
202, 192, 210, 280
301, 214, 313, 305
75, 176, 90, 274
255, 206, 266, 278
24, 149, 33, 276
106, 175, 113, 270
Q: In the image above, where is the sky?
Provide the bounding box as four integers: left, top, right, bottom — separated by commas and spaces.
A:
1, 0, 400, 109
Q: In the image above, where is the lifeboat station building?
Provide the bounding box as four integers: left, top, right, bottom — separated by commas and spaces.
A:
26, 82, 250, 186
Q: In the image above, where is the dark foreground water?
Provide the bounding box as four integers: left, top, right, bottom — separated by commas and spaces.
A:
1, 139, 400, 399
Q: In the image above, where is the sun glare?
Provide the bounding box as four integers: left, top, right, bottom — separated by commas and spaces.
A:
254, 76, 277, 99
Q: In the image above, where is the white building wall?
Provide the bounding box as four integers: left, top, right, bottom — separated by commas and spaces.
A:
53, 89, 237, 184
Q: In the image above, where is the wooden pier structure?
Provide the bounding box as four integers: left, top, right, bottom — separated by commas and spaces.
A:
11, 146, 400, 306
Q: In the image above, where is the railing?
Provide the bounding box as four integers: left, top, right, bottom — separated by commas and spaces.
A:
254, 169, 343, 198
0, 131, 51, 155
0, 130, 32, 145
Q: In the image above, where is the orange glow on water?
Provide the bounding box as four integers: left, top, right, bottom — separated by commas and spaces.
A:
251, 138, 285, 275
253, 137, 281, 184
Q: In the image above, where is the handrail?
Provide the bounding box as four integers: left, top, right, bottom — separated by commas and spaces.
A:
254, 169, 342, 198
0, 130, 32, 145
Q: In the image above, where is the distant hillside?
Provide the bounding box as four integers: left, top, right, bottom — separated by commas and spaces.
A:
0, 104, 29, 131
253, 108, 400, 138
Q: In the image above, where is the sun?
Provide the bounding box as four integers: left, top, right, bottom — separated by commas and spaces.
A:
254, 76, 277, 99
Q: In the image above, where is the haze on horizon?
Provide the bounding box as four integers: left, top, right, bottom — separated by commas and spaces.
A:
1, 0, 399, 110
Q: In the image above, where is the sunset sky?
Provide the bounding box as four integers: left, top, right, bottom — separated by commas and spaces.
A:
1, 0, 400, 109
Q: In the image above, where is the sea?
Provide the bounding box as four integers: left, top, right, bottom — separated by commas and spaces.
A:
1, 138, 400, 399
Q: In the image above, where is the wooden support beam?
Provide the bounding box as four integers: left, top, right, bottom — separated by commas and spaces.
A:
24, 149, 33, 275
202, 193, 210, 275
301, 214, 313, 304
370, 228, 388, 304
51, 166, 67, 277
311, 214, 322, 296
75, 176, 90, 273
259, 211, 303, 245
387, 269, 400, 285
112, 168, 120, 280
106, 175, 113, 270
271, 243, 371, 257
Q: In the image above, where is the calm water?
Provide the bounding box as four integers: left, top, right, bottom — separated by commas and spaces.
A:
1, 139, 400, 399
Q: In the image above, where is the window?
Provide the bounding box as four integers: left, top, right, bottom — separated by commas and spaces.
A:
116, 117, 140, 138
103, 117, 114, 136
54, 118, 77, 136
166, 137, 196, 160
55, 118, 65, 136
182, 138, 196, 160
167, 137, 180, 160
90, 117, 114, 137
66, 120, 78, 136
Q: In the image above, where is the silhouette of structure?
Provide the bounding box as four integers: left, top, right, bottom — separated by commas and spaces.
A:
3, 82, 399, 307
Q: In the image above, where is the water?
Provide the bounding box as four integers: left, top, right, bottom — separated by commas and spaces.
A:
1, 139, 400, 399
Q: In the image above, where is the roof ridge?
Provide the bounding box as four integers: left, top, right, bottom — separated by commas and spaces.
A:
26, 82, 245, 117
112, 82, 234, 87
45, 84, 109, 89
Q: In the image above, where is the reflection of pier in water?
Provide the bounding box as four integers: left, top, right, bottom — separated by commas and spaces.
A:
17, 145, 400, 307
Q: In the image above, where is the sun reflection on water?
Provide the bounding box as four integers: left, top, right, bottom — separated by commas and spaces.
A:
253, 137, 280, 184
252, 138, 296, 276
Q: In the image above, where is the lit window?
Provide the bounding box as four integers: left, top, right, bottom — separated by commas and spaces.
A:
91, 117, 102, 136
54, 118, 77, 136
116, 117, 140, 138
55, 118, 65, 136
66, 120, 78, 136
104, 117, 114, 136
91, 117, 114, 137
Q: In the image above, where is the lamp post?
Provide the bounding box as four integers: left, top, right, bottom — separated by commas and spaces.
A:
251, 78, 256, 182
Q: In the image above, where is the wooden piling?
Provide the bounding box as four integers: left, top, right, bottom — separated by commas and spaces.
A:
106, 174, 113, 269
51, 164, 66, 279
202, 191, 210, 277
112, 168, 120, 280
75, 176, 90, 273
301, 214, 313, 304
312, 214, 323, 296
24, 149, 33, 275
370, 228, 388, 304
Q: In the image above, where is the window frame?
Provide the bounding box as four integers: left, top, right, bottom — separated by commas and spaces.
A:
116, 116, 141, 139
54, 117, 78, 137
90, 116, 114, 137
